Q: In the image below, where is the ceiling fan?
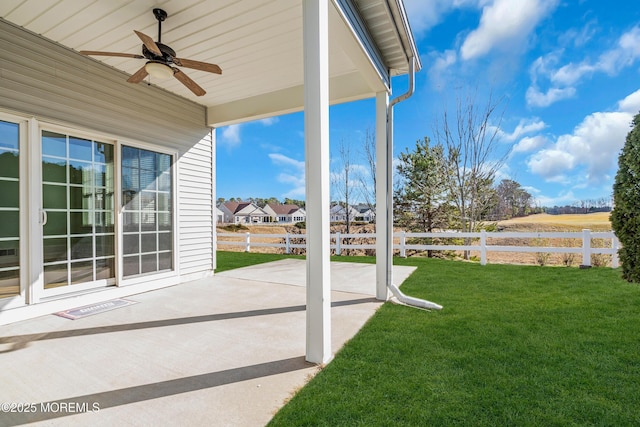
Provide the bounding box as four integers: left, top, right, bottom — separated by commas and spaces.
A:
80, 8, 221, 96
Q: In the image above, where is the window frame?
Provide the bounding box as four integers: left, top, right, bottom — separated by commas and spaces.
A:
0, 112, 28, 310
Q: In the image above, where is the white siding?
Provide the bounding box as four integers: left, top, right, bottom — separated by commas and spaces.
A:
178, 134, 214, 277
0, 19, 208, 149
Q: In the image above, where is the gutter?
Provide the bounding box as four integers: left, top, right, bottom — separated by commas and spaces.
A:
385, 56, 443, 311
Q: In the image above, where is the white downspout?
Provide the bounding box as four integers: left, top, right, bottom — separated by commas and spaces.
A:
387, 56, 442, 311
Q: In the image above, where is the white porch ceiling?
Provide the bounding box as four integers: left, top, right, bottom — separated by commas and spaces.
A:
0, 0, 418, 127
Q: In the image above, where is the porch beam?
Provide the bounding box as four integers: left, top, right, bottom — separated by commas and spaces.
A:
205, 73, 377, 128
303, 0, 332, 364
375, 91, 390, 300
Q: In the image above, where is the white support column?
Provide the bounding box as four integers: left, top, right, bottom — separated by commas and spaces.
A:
211, 128, 217, 272
375, 91, 390, 301
303, 0, 331, 364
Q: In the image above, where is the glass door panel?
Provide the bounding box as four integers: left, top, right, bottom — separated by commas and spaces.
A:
42, 131, 115, 291
122, 146, 173, 277
0, 121, 20, 299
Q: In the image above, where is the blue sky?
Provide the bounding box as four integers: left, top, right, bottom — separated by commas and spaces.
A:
216, 0, 640, 207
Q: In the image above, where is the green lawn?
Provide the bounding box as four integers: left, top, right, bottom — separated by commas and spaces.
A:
217, 252, 640, 426
215, 251, 304, 273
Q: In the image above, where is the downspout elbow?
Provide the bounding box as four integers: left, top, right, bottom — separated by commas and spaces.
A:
389, 55, 415, 108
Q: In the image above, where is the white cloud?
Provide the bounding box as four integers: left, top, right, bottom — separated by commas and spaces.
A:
525, 53, 578, 107
526, 90, 639, 183
550, 62, 595, 86
269, 153, 304, 169
513, 135, 548, 153
219, 118, 279, 148
404, 0, 503, 38
599, 26, 640, 74
428, 49, 457, 89
258, 117, 279, 126
496, 118, 546, 142
525, 86, 576, 108
220, 124, 241, 147
549, 27, 640, 86
618, 89, 640, 113
460, 0, 558, 60
402, 0, 448, 36
559, 22, 597, 48
527, 26, 640, 108
268, 153, 305, 198
527, 149, 575, 180
533, 190, 576, 207
403, 0, 479, 37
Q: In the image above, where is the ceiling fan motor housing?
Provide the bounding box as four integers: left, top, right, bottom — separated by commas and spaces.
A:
142, 43, 176, 63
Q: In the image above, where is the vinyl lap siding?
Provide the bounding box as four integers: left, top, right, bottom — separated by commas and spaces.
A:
0, 19, 208, 150
178, 134, 214, 277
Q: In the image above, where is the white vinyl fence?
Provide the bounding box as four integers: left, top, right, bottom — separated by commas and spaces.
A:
216, 229, 620, 268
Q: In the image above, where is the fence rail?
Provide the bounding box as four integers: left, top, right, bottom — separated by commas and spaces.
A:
216, 229, 620, 268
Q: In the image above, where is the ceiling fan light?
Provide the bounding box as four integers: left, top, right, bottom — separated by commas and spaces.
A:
145, 62, 173, 79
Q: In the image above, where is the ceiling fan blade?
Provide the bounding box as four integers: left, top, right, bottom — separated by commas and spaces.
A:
127, 66, 149, 83
134, 30, 162, 56
174, 58, 222, 74
80, 50, 144, 59
173, 68, 206, 96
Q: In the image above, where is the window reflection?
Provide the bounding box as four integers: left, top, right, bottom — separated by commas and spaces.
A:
121, 146, 173, 277
0, 120, 20, 299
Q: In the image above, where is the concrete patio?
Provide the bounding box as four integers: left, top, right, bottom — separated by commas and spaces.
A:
0, 259, 415, 426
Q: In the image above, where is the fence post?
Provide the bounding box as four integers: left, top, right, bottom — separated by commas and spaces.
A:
285, 233, 290, 255
335, 232, 341, 256
245, 232, 251, 252
612, 234, 620, 268
581, 229, 591, 267
400, 231, 406, 258
480, 229, 487, 266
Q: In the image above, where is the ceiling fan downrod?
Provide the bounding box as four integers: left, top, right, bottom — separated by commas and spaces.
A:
153, 8, 167, 43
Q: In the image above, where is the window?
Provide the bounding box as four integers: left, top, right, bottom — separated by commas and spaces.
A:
122, 146, 173, 277
0, 121, 20, 298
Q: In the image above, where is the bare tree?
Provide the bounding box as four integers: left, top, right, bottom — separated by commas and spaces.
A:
433, 88, 511, 258
358, 127, 376, 216
332, 140, 361, 249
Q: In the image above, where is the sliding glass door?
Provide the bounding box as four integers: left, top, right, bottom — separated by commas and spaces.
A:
0, 120, 20, 300
0, 118, 177, 303
41, 131, 116, 292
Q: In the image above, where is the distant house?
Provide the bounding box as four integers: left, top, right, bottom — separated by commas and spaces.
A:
355, 205, 375, 223
330, 204, 361, 223
216, 207, 224, 224
219, 201, 269, 224
263, 203, 306, 223
330, 204, 375, 223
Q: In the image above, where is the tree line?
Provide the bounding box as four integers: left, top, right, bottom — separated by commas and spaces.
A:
394, 137, 539, 234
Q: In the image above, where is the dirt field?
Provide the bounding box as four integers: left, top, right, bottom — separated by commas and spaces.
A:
483, 212, 613, 266
497, 212, 611, 231
217, 212, 615, 267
